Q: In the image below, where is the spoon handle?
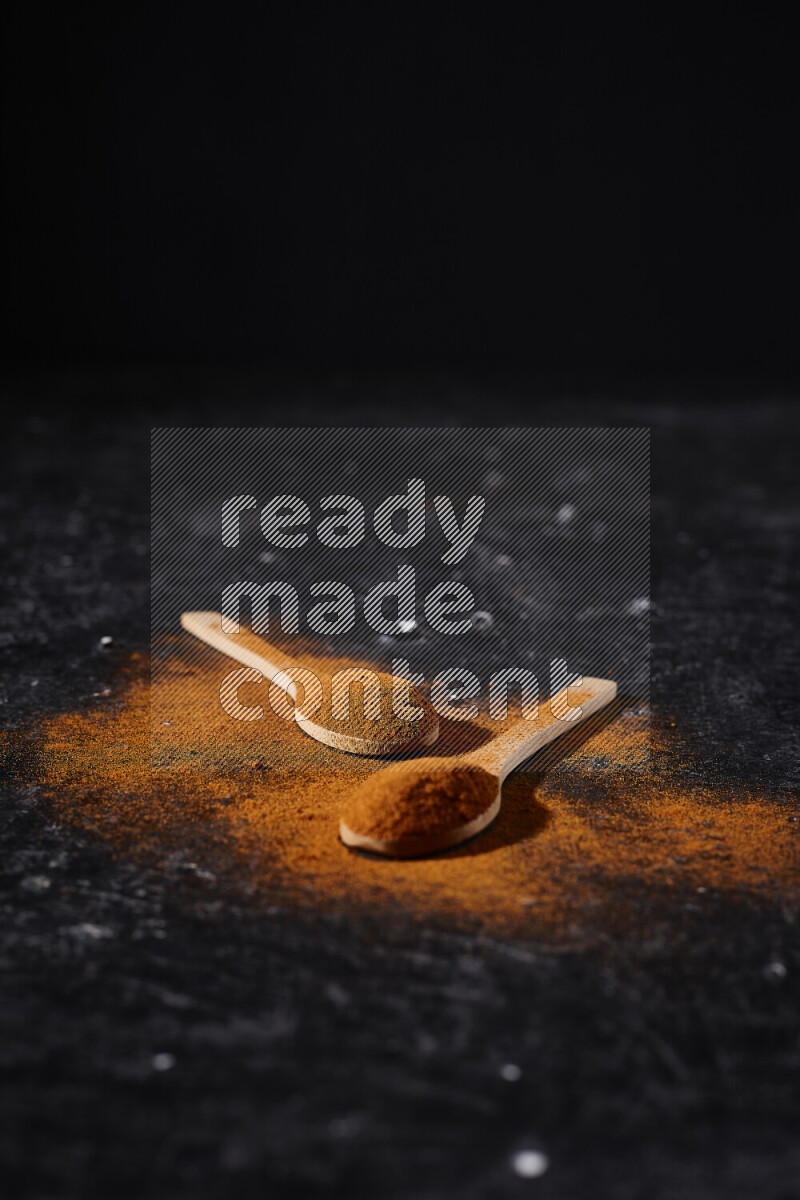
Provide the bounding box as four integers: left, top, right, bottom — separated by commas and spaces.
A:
463, 677, 617, 781
181, 611, 299, 694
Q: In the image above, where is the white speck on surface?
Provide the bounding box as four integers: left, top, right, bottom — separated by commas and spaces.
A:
325, 982, 350, 1009
31, 679, 39, 687
329, 1114, 363, 1139
500, 1063, 522, 1081
471, 610, 494, 632
555, 503, 576, 525
21, 875, 51, 894
496, 553, 512, 567
71, 923, 114, 940
396, 618, 417, 634
162, 721, 172, 725
697, 887, 707, 894
152, 1053, 176, 1071
626, 597, 650, 616
99, 635, 113, 647
764, 961, 787, 981
259, 550, 276, 564
512, 1149, 549, 1178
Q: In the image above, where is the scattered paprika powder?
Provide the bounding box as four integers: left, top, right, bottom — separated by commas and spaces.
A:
4, 636, 797, 942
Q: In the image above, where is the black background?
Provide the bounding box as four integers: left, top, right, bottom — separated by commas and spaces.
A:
4, 4, 799, 376
2, 6, 800, 1200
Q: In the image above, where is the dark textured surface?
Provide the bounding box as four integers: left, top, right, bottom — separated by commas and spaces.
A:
1, 371, 798, 1199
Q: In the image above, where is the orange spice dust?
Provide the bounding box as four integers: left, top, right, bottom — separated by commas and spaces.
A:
5, 638, 798, 940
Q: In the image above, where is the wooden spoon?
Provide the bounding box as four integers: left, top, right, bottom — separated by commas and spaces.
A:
181, 610, 439, 756
339, 676, 617, 856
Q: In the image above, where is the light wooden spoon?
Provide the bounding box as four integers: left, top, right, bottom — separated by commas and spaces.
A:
339, 676, 617, 856
181, 610, 439, 756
